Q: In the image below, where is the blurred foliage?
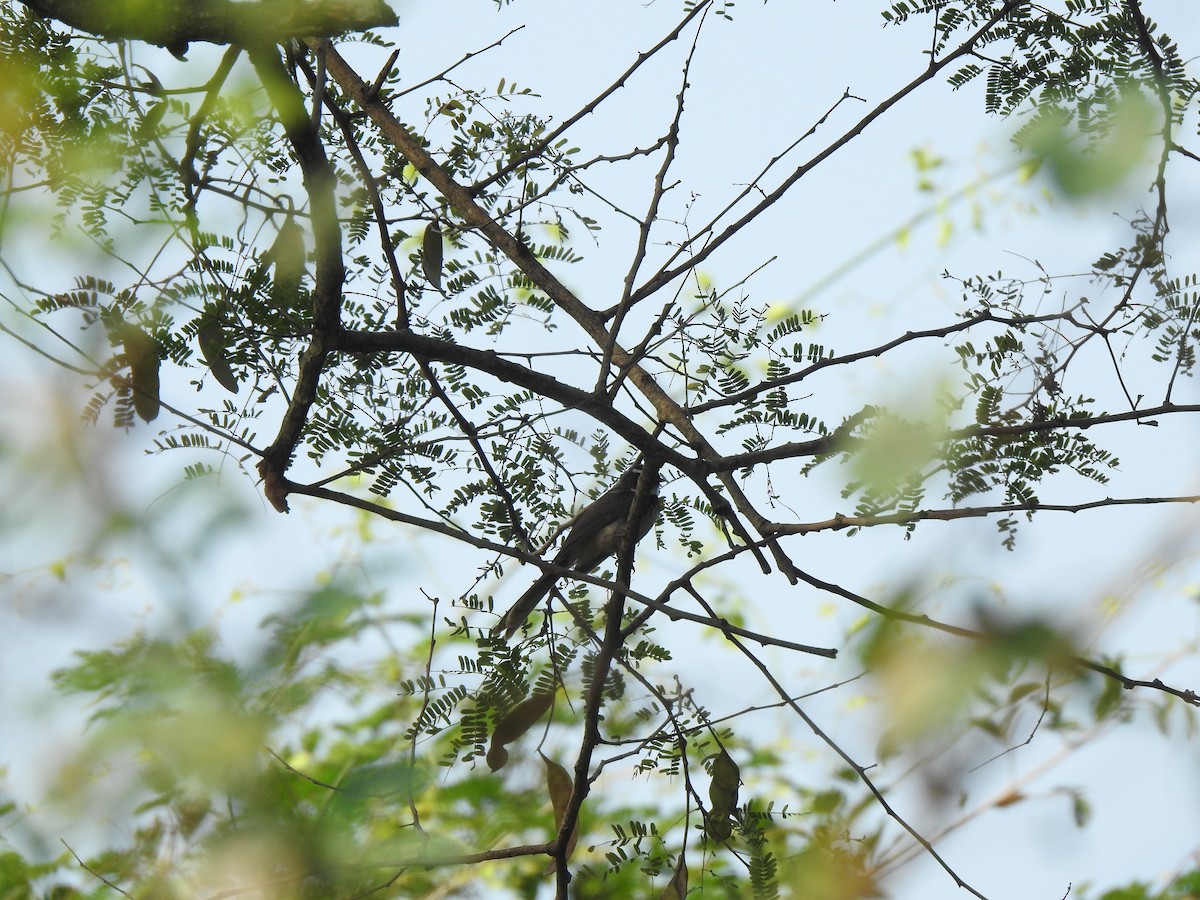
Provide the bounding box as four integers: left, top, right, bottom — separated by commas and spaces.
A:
0, 578, 890, 897
1, 0, 1199, 898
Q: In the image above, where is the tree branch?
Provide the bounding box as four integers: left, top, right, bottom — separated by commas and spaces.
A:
249, 44, 345, 511
770, 492, 1200, 535
20, 0, 397, 49
629, 0, 1024, 306
318, 42, 785, 577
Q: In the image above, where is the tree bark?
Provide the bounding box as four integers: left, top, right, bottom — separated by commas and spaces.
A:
19, 0, 397, 48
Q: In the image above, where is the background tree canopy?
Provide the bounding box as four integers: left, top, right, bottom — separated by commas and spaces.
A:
2, 0, 1200, 897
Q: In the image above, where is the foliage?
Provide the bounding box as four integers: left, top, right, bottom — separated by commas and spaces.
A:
2, 0, 1199, 897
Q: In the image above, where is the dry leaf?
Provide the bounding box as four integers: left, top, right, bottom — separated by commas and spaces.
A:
138, 100, 167, 137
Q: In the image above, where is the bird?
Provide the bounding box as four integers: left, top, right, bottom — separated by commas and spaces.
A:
495, 460, 661, 639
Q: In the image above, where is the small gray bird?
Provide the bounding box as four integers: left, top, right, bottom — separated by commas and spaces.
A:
495, 461, 661, 639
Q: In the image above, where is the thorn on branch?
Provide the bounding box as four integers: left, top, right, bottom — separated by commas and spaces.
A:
367, 48, 401, 101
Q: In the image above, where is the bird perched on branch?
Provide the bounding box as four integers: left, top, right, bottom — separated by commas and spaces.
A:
495, 460, 661, 639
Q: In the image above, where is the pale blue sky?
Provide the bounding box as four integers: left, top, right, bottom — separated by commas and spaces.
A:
3, 2, 1200, 897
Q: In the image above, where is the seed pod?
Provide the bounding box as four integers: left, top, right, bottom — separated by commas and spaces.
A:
485, 743, 509, 772
541, 753, 578, 873
197, 317, 238, 393
705, 748, 740, 843
658, 853, 688, 899
137, 100, 167, 138
486, 690, 554, 772
269, 215, 306, 310
120, 324, 161, 423
421, 218, 443, 292
544, 754, 573, 825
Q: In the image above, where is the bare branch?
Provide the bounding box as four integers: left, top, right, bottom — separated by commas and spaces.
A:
770, 492, 1200, 535
629, 0, 1024, 305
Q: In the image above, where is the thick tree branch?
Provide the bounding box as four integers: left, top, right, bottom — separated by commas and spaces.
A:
20, 0, 396, 48
335, 328, 697, 476
249, 44, 345, 511
317, 42, 786, 578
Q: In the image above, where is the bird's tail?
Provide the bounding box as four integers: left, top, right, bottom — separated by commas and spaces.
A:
495, 572, 557, 639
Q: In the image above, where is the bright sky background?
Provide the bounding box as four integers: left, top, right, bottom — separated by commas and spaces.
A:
3, 2, 1200, 898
